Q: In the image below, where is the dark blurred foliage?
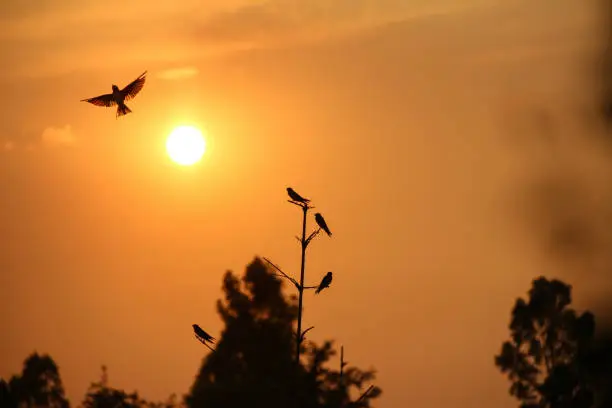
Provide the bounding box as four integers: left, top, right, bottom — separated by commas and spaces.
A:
184, 257, 381, 408
3, 258, 380, 408
80, 365, 179, 408
495, 276, 612, 408
6, 352, 70, 408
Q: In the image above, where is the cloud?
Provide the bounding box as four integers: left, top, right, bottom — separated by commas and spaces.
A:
41, 125, 76, 146
187, 0, 485, 49
156, 66, 199, 80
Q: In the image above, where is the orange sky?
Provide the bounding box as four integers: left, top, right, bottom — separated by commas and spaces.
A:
3, 0, 612, 407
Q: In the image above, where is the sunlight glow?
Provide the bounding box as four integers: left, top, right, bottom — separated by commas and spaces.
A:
166, 126, 206, 166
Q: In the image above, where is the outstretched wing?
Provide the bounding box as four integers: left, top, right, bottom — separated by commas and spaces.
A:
81, 93, 116, 107
121, 71, 147, 101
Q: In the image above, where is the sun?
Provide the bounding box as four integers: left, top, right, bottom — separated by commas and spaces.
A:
166, 125, 206, 166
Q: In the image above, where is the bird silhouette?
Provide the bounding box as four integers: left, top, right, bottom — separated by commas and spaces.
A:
287, 187, 310, 203
315, 213, 332, 236
315, 272, 333, 294
81, 71, 147, 118
192, 324, 215, 344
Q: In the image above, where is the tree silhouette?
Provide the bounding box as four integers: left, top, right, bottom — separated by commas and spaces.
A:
0, 378, 17, 408
576, 320, 612, 408
185, 257, 381, 408
495, 277, 596, 408
81, 365, 176, 408
8, 352, 70, 408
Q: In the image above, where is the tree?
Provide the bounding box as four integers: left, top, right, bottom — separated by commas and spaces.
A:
0, 378, 17, 408
8, 352, 70, 408
185, 257, 381, 408
577, 323, 612, 408
80, 365, 177, 408
495, 277, 596, 408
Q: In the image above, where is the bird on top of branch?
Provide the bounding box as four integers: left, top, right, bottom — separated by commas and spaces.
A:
287, 187, 310, 203
192, 324, 215, 344
315, 272, 333, 294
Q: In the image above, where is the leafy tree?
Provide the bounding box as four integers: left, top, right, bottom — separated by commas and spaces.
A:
495, 277, 596, 408
80, 365, 176, 408
185, 257, 381, 408
8, 352, 70, 408
577, 323, 612, 408
0, 378, 17, 408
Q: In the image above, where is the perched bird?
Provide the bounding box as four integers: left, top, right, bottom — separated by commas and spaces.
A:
315, 272, 333, 294
315, 213, 332, 236
192, 324, 215, 344
81, 71, 147, 118
287, 187, 310, 203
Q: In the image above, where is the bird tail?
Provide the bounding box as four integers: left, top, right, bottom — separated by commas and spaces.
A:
315, 287, 321, 294
116, 103, 132, 117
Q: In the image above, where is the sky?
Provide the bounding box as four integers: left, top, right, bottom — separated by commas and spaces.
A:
2, 0, 612, 407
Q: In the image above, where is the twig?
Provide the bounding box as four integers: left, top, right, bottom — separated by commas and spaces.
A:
304, 285, 318, 289
287, 200, 315, 210
195, 336, 216, 352
340, 345, 348, 383
305, 228, 321, 247
355, 385, 374, 403
300, 326, 314, 342
263, 257, 300, 290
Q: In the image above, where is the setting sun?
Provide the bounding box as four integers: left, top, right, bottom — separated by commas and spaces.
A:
166, 125, 206, 165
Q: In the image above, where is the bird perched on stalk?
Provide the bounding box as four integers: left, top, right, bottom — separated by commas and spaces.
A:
315, 213, 332, 236
81, 71, 147, 118
192, 324, 215, 344
315, 272, 333, 294
287, 187, 310, 203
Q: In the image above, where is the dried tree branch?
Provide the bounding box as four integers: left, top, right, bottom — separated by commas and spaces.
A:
287, 200, 315, 210
355, 385, 374, 403
300, 326, 315, 342
305, 228, 321, 247
195, 336, 216, 352
263, 257, 300, 289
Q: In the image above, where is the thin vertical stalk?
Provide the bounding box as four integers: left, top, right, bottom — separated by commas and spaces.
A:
295, 204, 308, 363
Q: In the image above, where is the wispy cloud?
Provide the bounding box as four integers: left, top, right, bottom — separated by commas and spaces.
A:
0, 0, 487, 78
156, 66, 199, 80
41, 125, 76, 146
2, 140, 14, 151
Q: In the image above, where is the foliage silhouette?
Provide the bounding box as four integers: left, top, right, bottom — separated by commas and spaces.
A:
185, 257, 381, 408
495, 277, 598, 408
8, 352, 70, 408
575, 318, 612, 408
81, 365, 179, 408
0, 378, 17, 408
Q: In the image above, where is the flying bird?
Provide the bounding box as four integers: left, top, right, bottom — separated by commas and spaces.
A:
314, 213, 332, 236
192, 324, 215, 344
81, 71, 147, 118
315, 272, 333, 294
287, 187, 310, 203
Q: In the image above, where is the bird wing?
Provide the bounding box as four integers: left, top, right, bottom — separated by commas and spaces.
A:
316, 215, 326, 228
121, 71, 147, 101
81, 93, 116, 107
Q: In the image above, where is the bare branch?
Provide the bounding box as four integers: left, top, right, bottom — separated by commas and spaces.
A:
195, 336, 216, 352
355, 385, 374, 403
304, 228, 321, 247
304, 285, 318, 290
300, 326, 315, 341
263, 257, 300, 290
288, 199, 315, 209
